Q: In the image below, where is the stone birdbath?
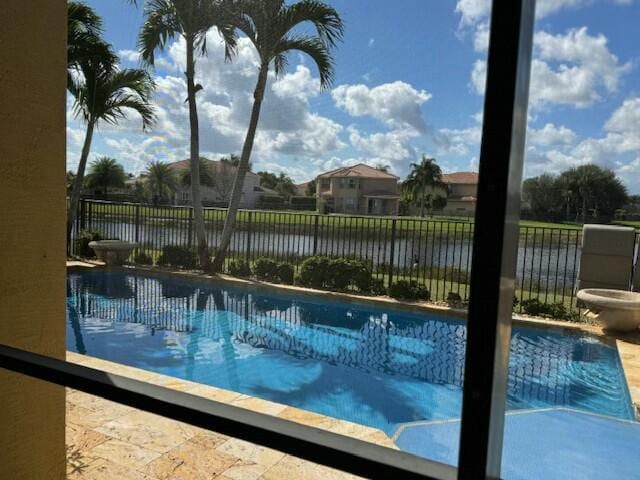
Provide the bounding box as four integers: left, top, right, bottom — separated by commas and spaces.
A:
88, 240, 136, 266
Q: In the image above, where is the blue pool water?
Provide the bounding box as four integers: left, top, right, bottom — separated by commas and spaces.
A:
66, 270, 635, 434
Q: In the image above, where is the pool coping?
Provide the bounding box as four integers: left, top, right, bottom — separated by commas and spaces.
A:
66, 260, 640, 420
65, 351, 398, 451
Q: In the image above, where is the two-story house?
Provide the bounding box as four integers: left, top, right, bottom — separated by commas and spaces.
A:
439, 171, 478, 215
316, 164, 400, 215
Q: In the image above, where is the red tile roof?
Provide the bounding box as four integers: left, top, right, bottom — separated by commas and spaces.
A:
440, 171, 479, 185
317, 163, 398, 179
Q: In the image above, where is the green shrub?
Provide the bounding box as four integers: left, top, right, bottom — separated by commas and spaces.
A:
521, 298, 570, 319
297, 256, 333, 288
133, 251, 153, 265
327, 258, 355, 290
389, 280, 430, 301
296, 256, 374, 292
369, 277, 386, 296
254, 258, 280, 282
228, 259, 252, 277
446, 291, 463, 306
157, 245, 197, 269
74, 229, 103, 258
277, 262, 295, 285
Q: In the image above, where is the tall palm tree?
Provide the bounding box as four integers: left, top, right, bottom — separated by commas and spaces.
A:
67, 1, 116, 91
139, 0, 237, 269
67, 62, 156, 242
145, 161, 178, 202
85, 156, 127, 197
403, 156, 445, 217
211, 0, 344, 271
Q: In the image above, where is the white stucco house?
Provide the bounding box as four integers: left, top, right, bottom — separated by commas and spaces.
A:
167, 159, 262, 208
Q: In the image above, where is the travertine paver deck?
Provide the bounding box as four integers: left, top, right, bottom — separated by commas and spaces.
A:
66, 351, 397, 479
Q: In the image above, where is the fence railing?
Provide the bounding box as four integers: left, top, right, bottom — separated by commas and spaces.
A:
70, 199, 639, 314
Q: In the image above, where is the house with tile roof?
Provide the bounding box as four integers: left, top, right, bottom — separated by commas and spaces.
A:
439, 171, 478, 216
315, 163, 400, 215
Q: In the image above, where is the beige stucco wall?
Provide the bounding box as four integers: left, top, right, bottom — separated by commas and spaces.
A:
0, 0, 66, 478
449, 183, 477, 198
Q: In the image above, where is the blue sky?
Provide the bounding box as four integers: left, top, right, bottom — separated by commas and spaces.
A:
67, 0, 640, 192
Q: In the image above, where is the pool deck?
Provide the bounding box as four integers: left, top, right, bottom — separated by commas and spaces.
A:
66, 351, 394, 479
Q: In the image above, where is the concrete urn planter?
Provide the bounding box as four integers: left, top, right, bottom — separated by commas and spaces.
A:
89, 240, 136, 266
577, 288, 640, 332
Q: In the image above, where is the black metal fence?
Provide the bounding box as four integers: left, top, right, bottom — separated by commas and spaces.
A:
70, 199, 639, 314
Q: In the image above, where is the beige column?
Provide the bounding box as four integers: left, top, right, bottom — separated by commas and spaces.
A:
0, 1, 67, 478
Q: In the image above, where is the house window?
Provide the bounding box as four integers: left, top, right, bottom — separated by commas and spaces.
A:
320, 179, 330, 190
181, 191, 190, 201
348, 178, 356, 189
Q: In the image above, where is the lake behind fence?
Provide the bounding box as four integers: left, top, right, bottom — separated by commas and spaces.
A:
71, 199, 623, 313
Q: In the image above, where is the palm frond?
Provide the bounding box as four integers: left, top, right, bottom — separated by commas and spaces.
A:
274, 36, 334, 88
281, 0, 343, 48
138, 0, 181, 66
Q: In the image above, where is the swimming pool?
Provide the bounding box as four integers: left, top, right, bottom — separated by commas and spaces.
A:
66, 269, 635, 435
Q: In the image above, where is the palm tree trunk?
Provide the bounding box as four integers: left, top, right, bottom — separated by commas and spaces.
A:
211, 64, 268, 272
67, 119, 95, 251
420, 194, 425, 217
185, 35, 209, 269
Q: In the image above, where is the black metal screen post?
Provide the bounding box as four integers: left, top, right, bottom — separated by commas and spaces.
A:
457, 1, 535, 479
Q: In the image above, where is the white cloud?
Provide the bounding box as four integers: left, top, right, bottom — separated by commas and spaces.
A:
271, 65, 320, 101
522, 97, 640, 191
368, 38, 375, 48
348, 127, 418, 162
118, 49, 140, 63
527, 123, 577, 147
471, 28, 630, 109
435, 125, 482, 156
332, 81, 431, 132
456, 0, 631, 26
69, 30, 345, 175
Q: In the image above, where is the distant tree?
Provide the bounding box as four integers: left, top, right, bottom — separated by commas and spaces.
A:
521, 173, 563, 221
402, 156, 446, 217
559, 165, 627, 221
258, 172, 297, 198
522, 165, 628, 222
179, 158, 215, 187
305, 180, 316, 196
375, 163, 391, 173
220, 154, 243, 168
145, 161, 178, 203
212, 0, 344, 272
85, 157, 126, 197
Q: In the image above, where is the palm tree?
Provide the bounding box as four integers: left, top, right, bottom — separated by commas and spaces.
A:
179, 158, 215, 187
403, 156, 445, 217
145, 161, 178, 203
138, 0, 237, 269
85, 156, 126, 197
67, 61, 156, 242
211, 0, 344, 271
67, 1, 116, 91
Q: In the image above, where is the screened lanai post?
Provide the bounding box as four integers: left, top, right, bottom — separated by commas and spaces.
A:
457, 0, 536, 479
